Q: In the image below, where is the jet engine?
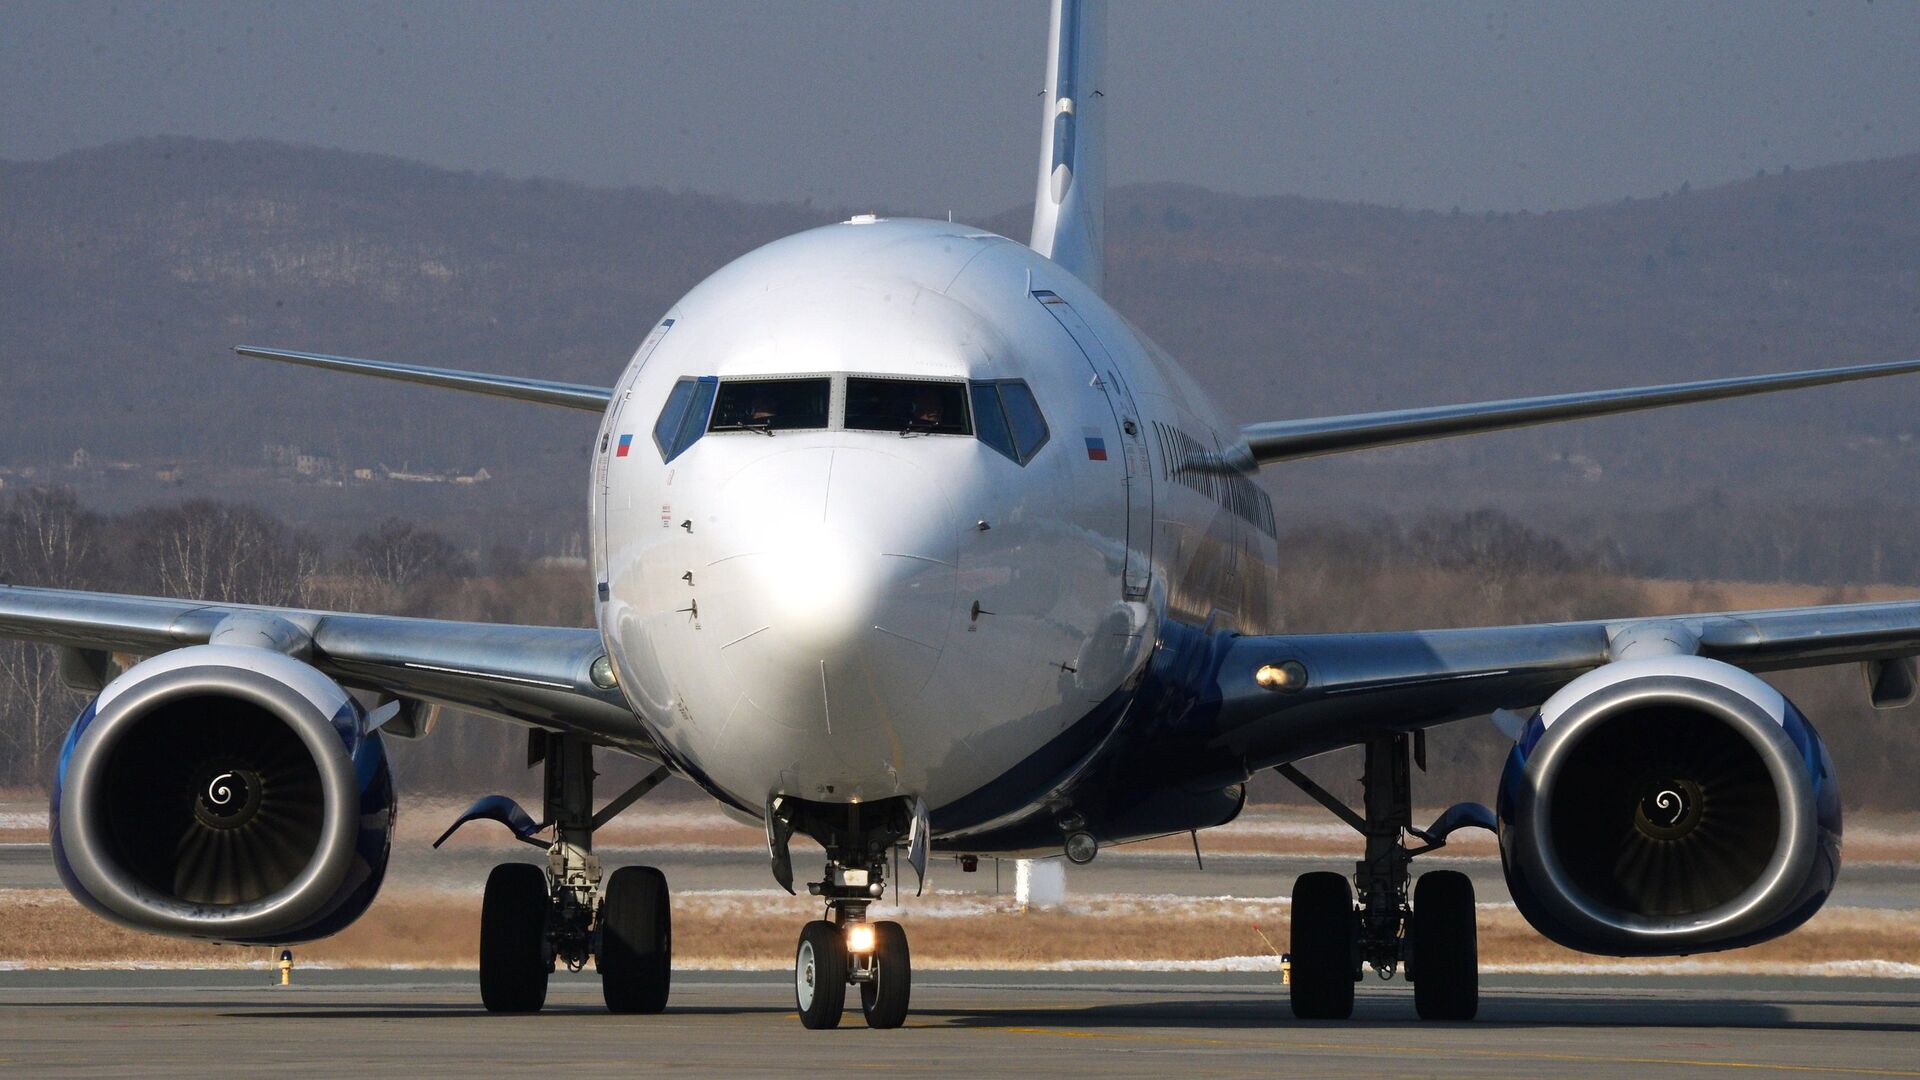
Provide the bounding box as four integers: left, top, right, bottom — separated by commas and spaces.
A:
51, 644, 395, 944
1497, 655, 1841, 956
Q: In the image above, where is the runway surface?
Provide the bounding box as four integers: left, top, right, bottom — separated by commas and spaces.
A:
1, 969, 1916, 1077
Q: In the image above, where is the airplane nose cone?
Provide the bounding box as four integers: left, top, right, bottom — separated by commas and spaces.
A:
700, 448, 958, 744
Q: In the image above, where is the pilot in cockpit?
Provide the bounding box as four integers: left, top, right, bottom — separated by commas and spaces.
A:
909, 390, 944, 429
748, 391, 778, 425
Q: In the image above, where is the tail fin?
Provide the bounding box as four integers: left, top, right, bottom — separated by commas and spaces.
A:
1028, 0, 1106, 293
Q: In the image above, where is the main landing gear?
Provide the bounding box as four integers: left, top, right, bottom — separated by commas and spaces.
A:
771, 795, 923, 1030
451, 732, 674, 1015
1277, 733, 1490, 1022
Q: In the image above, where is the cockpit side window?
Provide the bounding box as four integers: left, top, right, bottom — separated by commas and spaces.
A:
969, 383, 1017, 460
846, 378, 971, 435
708, 377, 831, 432
652, 376, 717, 462
999, 382, 1050, 461
968, 379, 1049, 465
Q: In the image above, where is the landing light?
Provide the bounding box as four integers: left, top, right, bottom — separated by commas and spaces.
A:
1255, 660, 1308, 693
847, 924, 876, 954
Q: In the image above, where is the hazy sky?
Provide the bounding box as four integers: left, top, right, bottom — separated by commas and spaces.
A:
5, 1, 1918, 217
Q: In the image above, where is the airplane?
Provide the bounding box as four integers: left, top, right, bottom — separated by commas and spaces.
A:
2, 0, 1916, 1030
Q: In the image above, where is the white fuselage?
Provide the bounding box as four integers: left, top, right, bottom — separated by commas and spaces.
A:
590, 218, 1280, 830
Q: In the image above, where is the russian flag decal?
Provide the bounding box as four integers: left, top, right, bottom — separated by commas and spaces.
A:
1084, 436, 1108, 461
616, 433, 633, 458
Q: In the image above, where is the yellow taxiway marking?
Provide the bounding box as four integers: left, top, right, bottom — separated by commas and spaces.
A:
992, 1026, 1920, 1077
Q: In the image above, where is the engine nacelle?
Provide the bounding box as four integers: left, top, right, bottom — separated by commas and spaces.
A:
1497, 655, 1840, 956
51, 645, 395, 944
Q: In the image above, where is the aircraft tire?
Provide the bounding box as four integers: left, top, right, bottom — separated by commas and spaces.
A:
859, 921, 911, 1029
795, 920, 848, 1029
480, 863, 551, 1013
600, 865, 672, 1014
1289, 871, 1356, 1020
1412, 870, 1478, 1021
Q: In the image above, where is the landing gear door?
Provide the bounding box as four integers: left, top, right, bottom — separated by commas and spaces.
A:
1033, 290, 1153, 600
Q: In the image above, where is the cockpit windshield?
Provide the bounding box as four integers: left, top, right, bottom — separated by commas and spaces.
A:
708, 377, 831, 432
658, 373, 1044, 464
844, 378, 971, 436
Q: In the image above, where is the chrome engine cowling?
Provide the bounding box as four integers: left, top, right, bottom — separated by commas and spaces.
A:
1497, 655, 1841, 956
51, 645, 395, 944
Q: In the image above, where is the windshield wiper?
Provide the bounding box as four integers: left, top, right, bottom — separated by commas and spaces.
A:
900, 418, 941, 437
714, 421, 776, 436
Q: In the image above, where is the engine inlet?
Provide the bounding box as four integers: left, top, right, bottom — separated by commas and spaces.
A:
102, 696, 326, 906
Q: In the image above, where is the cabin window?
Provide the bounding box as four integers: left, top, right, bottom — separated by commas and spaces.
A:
708, 377, 831, 433
968, 379, 1049, 465
845, 378, 971, 435
652, 376, 717, 462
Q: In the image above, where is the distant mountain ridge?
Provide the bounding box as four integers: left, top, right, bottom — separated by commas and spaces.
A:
3, 136, 1918, 538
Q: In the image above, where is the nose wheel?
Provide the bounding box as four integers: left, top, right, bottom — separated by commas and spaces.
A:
793, 917, 913, 1029
794, 920, 848, 1028
858, 920, 912, 1028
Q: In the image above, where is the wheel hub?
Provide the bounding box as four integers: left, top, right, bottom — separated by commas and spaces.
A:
797, 941, 817, 1006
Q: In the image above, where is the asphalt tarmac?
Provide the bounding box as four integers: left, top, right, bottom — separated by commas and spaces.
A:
0, 968, 1916, 1077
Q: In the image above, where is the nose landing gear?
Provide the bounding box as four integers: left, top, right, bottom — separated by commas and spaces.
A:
773, 796, 919, 1030
791, 859, 914, 1029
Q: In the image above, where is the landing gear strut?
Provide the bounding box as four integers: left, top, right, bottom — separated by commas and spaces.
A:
772, 796, 918, 1030
1277, 732, 1483, 1021
470, 732, 674, 1014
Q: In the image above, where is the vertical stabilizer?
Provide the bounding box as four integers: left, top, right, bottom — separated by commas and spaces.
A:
1028, 0, 1106, 293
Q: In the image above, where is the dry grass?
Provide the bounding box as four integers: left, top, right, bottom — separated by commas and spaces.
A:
1632, 578, 1920, 613
7, 886, 1917, 972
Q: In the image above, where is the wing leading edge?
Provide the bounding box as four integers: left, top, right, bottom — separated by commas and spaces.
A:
0, 584, 650, 755
233, 346, 613, 412
1217, 357, 1920, 471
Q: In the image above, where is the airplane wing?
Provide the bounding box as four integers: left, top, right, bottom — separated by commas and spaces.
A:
1210, 600, 1920, 768
1213, 357, 1920, 470
232, 346, 613, 411
0, 584, 652, 755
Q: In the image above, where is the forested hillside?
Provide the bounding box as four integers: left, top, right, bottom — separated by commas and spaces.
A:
4, 138, 1919, 547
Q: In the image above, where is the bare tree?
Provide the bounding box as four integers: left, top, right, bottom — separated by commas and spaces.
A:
351, 518, 472, 595
0, 488, 97, 785
0, 641, 73, 787
122, 500, 315, 606
2, 487, 99, 587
